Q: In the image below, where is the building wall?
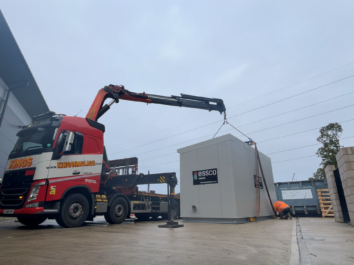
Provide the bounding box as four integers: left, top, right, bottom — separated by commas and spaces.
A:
0, 77, 31, 177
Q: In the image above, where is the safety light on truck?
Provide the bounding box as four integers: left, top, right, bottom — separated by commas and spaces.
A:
25, 202, 39, 208
27, 186, 40, 202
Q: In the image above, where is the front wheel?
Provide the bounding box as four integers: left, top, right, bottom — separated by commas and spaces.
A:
17, 216, 47, 227
104, 197, 128, 224
56, 193, 89, 228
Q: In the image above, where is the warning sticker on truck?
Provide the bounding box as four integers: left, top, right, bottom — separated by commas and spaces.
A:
192, 168, 218, 185
49, 186, 56, 195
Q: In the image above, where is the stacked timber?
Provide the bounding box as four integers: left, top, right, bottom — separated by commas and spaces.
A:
317, 189, 334, 218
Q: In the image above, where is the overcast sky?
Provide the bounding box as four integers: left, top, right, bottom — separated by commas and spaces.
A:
1, 1, 354, 193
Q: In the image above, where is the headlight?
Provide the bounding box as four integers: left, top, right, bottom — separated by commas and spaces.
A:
28, 186, 40, 202
25, 202, 39, 208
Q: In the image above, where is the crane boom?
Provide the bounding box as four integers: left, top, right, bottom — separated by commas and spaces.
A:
86, 85, 226, 121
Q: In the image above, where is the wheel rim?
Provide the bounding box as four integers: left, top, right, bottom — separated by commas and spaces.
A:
69, 203, 83, 219
115, 204, 124, 217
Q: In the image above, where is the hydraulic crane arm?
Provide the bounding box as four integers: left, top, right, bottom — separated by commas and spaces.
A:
86, 85, 226, 121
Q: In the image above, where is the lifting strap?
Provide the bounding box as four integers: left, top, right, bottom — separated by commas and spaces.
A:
213, 114, 277, 216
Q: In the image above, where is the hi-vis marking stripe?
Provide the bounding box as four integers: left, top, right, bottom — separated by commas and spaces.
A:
49, 174, 98, 183
157, 176, 166, 183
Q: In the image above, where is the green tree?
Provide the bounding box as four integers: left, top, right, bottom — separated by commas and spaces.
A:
309, 168, 326, 181
315, 122, 342, 169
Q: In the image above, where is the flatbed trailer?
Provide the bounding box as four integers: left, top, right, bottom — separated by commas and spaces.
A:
104, 157, 180, 221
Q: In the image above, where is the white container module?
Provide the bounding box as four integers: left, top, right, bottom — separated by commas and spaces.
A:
177, 134, 277, 223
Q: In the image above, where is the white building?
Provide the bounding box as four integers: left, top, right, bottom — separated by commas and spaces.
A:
0, 10, 49, 177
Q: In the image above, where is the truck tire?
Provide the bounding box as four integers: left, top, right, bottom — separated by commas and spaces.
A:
56, 193, 89, 228
17, 216, 47, 227
135, 213, 151, 221
104, 197, 128, 224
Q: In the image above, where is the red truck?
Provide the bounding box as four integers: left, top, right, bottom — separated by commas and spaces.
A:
0, 85, 225, 228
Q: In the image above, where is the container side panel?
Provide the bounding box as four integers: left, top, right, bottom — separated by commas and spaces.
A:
197, 144, 222, 218
180, 150, 201, 218
232, 140, 276, 218
217, 140, 237, 218
258, 152, 277, 216
232, 141, 255, 218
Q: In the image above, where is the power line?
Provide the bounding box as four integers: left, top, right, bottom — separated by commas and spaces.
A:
138, 136, 354, 169
265, 135, 354, 155
272, 155, 317, 164
116, 112, 354, 160
222, 103, 354, 137
226, 61, 354, 110
257, 118, 354, 143
139, 160, 179, 170
114, 61, 354, 148
110, 75, 354, 155
225, 74, 354, 120
139, 134, 354, 165
230, 92, 354, 129
140, 152, 177, 162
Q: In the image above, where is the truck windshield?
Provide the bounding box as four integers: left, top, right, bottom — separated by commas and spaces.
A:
9, 126, 58, 159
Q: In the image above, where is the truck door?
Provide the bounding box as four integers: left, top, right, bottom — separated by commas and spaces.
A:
82, 136, 102, 177
48, 131, 84, 180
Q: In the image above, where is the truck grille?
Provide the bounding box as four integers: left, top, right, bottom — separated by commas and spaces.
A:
0, 169, 34, 209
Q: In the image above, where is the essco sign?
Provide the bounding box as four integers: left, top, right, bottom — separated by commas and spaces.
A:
192, 168, 218, 185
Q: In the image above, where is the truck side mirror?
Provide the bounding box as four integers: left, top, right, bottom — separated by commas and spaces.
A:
53, 132, 66, 160
63, 131, 75, 153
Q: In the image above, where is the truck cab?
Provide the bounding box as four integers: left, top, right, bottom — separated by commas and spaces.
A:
0, 112, 105, 227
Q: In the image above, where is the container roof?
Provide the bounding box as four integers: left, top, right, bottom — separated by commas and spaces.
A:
177, 133, 271, 161
177, 134, 247, 153
0, 10, 49, 117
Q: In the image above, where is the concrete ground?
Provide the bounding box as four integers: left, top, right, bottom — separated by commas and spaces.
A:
0, 217, 292, 265
0, 217, 353, 265
297, 218, 354, 265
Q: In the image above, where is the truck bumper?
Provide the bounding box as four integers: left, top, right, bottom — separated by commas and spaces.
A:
0, 207, 47, 217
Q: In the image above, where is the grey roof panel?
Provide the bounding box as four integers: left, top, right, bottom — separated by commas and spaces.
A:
0, 10, 49, 117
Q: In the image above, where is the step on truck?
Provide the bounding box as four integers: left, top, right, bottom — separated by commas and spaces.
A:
0, 85, 225, 228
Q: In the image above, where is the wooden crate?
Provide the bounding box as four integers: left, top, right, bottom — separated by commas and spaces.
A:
317, 189, 334, 218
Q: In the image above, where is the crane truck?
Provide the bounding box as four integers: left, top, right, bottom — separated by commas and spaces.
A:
0, 85, 226, 228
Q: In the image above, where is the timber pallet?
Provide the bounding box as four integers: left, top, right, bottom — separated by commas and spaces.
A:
317, 189, 334, 218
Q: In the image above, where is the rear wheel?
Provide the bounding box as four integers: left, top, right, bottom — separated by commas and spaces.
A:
56, 193, 89, 228
17, 216, 47, 227
104, 197, 128, 224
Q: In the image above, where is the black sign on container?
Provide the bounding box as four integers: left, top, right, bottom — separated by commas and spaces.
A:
254, 175, 263, 189
193, 168, 218, 185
